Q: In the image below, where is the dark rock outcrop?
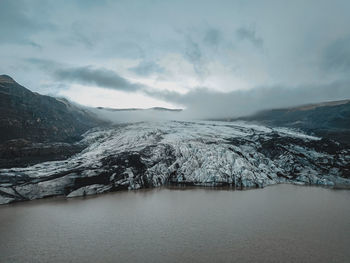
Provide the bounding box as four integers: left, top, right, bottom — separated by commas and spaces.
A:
0, 139, 85, 168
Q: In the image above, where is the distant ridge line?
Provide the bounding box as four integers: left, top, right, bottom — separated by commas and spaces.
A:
96, 106, 183, 112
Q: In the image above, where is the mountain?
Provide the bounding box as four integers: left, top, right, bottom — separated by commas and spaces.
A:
237, 100, 350, 144
96, 106, 182, 112
0, 75, 103, 168
0, 121, 349, 204
0, 76, 349, 204
0, 75, 101, 143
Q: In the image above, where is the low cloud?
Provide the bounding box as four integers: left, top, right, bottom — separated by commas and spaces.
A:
322, 36, 350, 73
146, 81, 350, 119
26, 59, 148, 93
90, 108, 184, 123
54, 66, 146, 92
26, 59, 350, 120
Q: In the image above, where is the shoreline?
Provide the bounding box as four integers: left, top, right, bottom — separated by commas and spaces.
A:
2, 181, 349, 207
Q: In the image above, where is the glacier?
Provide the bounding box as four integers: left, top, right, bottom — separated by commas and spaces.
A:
0, 120, 349, 204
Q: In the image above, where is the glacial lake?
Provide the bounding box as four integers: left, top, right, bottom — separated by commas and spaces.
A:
0, 184, 349, 263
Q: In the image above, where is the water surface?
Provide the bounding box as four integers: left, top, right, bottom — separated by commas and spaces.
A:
0, 185, 349, 263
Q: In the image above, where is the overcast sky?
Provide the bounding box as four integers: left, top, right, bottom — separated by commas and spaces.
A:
1, 0, 350, 118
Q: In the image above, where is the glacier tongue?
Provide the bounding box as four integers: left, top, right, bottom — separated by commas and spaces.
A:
0, 120, 349, 204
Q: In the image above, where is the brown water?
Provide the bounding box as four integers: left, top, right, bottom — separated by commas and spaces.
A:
0, 184, 349, 263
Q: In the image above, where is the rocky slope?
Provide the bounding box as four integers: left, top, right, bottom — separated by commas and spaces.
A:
0, 75, 103, 168
1, 121, 349, 204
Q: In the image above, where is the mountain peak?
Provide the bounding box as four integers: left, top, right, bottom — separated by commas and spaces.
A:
0, 75, 16, 84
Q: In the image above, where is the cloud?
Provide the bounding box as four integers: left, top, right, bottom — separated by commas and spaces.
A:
54, 66, 146, 92
185, 36, 208, 78
4, 0, 350, 118
129, 60, 165, 76
146, 81, 350, 119
69, 22, 95, 48
26, 58, 350, 119
0, 0, 54, 45
25, 58, 150, 93
203, 28, 222, 47
236, 26, 263, 49
90, 108, 184, 124
322, 36, 350, 73
25, 58, 60, 69
70, 0, 109, 9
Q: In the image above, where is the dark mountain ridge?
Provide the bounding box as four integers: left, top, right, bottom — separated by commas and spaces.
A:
0, 75, 104, 167
0, 75, 102, 143
96, 106, 182, 112
237, 99, 350, 144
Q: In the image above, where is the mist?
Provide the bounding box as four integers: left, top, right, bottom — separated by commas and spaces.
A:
84, 77, 350, 123
141, 80, 350, 120
89, 108, 186, 124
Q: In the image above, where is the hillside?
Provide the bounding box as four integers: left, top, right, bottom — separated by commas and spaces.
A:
238, 100, 350, 144
0, 75, 101, 143
0, 75, 103, 167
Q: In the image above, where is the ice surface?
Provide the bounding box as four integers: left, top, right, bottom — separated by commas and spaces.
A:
0, 121, 349, 204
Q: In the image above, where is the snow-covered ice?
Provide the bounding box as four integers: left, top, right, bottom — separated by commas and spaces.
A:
0, 120, 349, 204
